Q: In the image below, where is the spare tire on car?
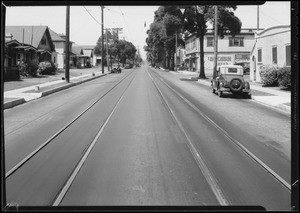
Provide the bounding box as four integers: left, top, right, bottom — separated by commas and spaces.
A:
230, 78, 243, 92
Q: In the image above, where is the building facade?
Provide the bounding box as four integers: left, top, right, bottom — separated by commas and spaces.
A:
184, 28, 259, 76
250, 25, 291, 82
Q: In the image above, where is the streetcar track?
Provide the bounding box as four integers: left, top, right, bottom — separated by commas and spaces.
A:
5, 76, 116, 136
149, 68, 291, 192
146, 69, 230, 206
5, 70, 136, 179
52, 70, 137, 206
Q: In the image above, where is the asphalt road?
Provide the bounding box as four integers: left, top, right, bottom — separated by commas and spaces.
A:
4, 65, 291, 210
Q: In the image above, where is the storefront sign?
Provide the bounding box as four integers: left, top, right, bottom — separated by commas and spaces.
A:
205, 55, 234, 69
235, 54, 250, 63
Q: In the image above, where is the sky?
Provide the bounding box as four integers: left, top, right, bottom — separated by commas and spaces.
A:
4, 2, 292, 60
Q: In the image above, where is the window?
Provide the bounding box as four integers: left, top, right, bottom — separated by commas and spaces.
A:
207, 37, 214, 47
41, 37, 47, 45
285, 45, 291, 66
272, 46, 277, 64
191, 37, 196, 49
258, 48, 262, 63
228, 68, 238, 73
229, 37, 244, 47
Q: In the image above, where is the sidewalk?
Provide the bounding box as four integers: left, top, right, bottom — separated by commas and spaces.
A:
170, 70, 291, 113
4, 70, 110, 110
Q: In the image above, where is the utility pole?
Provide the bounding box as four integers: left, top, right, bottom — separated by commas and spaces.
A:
65, 6, 70, 83
175, 33, 178, 71
105, 28, 110, 71
257, 5, 259, 32
213, 5, 218, 79
101, 6, 104, 74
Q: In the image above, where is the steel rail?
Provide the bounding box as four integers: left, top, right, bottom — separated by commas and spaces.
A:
52, 69, 137, 206
146, 68, 231, 206
150, 68, 291, 192
5, 70, 136, 179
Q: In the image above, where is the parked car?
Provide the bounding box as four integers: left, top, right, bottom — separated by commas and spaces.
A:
111, 65, 121, 73
125, 64, 133, 69
211, 65, 251, 98
235, 62, 250, 74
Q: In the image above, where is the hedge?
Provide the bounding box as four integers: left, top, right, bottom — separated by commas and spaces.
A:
277, 66, 291, 89
259, 65, 291, 89
259, 64, 279, 86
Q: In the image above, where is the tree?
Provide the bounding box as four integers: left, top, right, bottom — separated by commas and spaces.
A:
95, 30, 119, 66
182, 5, 242, 78
144, 6, 184, 70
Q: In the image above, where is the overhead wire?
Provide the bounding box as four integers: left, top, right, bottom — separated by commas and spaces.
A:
83, 6, 101, 26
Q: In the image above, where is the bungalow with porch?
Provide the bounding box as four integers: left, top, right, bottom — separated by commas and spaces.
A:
80, 45, 95, 67
72, 44, 90, 68
4, 36, 38, 79
5, 26, 56, 64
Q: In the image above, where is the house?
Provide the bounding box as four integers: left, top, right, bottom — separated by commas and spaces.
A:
4, 36, 38, 79
5, 26, 56, 64
184, 28, 261, 76
80, 45, 96, 67
71, 44, 90, 68
49, 29, 77, 69
250, 25, 291, 82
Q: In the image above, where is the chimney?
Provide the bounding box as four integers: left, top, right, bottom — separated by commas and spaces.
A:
5, 33, 13, 41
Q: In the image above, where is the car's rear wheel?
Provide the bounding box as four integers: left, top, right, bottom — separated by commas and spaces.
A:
230, 78, 243, 92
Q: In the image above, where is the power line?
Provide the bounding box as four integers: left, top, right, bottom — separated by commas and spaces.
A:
118, 6, 135, 44
83, 6, 101, 26
260, 10, 287, 26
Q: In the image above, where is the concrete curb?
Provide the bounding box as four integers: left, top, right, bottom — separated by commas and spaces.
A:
4, 73, 107, 110
3, 98, 26, 109
40, 73, 107, 98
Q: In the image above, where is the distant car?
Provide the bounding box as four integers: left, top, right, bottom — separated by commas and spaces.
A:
125, 64, 133, 69
235, 62, 250, 74
111, 65, 121, 73
211, 65, 251, 98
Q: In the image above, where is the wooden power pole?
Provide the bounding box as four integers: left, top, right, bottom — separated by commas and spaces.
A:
65, 6, 70, 83
101, 6, 104, 74
213, 5, 218, 79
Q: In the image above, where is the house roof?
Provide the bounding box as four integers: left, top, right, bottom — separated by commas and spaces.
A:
5, 25, 55, 51
49, 28, 65, 41
256, 25, 290, 36
184, 28, 264, 40
72, 43, 83, 55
